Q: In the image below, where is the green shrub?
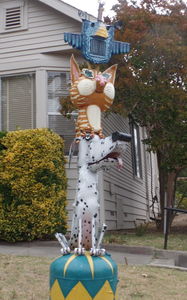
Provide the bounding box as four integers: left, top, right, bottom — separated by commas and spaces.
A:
0, 128, 67, 242
0, 131, 7, 152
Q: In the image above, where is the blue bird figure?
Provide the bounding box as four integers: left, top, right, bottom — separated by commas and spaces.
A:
64, 19, 130, 64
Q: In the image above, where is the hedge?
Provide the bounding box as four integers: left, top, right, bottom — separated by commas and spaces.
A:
0, 129, 67, 242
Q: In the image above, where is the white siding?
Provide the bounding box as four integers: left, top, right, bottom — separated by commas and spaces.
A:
0, 0, 81, 71
102, 114, 151, 230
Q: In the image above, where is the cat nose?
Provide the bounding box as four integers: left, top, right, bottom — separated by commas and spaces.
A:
96, 80, 105, 93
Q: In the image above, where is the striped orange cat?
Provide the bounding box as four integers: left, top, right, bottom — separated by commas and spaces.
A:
70, 55, 117, 139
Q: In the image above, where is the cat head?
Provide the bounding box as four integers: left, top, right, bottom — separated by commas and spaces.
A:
70, 55, 117, 111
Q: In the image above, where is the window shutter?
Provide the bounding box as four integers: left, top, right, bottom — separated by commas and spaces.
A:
5, 7, 22, 30
1, 74, 35, 131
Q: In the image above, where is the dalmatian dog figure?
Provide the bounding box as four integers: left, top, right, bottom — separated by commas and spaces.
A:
56, 56, 131, 256
69, 131, 131, 256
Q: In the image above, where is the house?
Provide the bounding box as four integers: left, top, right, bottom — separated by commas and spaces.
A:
0, 0, 159, 230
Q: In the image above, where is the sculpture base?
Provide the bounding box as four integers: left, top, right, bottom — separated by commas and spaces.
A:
50, 252, 118, 300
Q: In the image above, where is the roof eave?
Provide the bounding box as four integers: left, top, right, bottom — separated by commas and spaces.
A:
37, 0, 97, 22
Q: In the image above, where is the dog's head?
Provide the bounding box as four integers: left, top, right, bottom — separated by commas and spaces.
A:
78, 132, 131, 172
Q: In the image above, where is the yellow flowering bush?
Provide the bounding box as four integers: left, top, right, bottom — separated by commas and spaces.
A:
0, 129, 67, 242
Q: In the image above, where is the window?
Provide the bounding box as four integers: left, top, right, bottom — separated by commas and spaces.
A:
0, 74, 36, 131
0, 1, 28, 33
47, 72, 76, 155
90, 38, 106, 56
131, 122, 142, 179
48, 72, 69, 114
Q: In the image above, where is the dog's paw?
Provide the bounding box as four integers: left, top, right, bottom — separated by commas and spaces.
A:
90, 248, 106, 256
60, 247, 71, 255
74, 247, 85, 255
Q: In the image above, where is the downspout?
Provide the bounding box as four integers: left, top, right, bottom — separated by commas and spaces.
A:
142, 127, 150, 221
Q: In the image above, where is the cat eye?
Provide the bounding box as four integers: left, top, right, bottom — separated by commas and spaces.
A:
102, 73, 111, 80
82, 69, 94, 79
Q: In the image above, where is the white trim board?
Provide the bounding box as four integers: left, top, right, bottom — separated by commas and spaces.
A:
37, 0, 96, 22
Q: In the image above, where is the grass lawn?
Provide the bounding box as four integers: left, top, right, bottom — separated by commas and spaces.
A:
104, 215, 187, 251
104, 232, 187, 251
1, 254, 187, 300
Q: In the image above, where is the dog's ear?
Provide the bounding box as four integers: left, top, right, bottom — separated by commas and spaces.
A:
70, 55, 81, 83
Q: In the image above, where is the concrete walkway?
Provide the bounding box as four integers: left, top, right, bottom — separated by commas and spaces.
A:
0, 241, 187, 270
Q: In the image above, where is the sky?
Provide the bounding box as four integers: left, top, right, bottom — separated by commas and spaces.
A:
63, 0, 187, 17
62, 0, 119, 18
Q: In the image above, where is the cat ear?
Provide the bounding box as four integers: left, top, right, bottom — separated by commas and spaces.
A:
70, 55, 81, 83
103, 64, 118, 85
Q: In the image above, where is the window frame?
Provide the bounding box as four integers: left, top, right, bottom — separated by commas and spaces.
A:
130, 120, 143, 180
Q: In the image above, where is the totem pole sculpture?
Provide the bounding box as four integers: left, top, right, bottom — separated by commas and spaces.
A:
50, 3, 131, 300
